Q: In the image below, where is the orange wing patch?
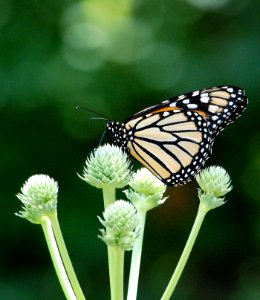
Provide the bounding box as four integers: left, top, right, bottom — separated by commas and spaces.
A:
152, 107, 181, 114
152, 106, 209, 119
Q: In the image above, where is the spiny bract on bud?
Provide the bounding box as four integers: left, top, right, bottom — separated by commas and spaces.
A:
16, 174, 58, 224
98, 200, 139, 250
79, 144, 132, 189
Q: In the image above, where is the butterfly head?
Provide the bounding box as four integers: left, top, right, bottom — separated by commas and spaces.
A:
106, 121, 128, 150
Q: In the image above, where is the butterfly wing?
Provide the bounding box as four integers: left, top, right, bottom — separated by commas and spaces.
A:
129, 86, 248, 139
166, 86, 248, 138
124, 109, 212, 186
106, 85, 247, 186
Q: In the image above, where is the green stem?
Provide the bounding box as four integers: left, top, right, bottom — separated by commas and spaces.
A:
107, 246, 125, 300
41, 216, 81, 300
48, 213, 86, 300
102, 185, 123, 299
102, 185, 116, 208
127, 210, 147, 300
160, 203, 208, 300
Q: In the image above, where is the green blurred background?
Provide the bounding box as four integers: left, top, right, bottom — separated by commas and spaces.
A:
0, 0, 259, 299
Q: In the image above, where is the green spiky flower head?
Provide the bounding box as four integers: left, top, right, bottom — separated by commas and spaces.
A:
125, 168, 167, 212
16, 174, 58, 224
196, 166, 232, 197
196, 166, 232, 211
99, 200, 139, 250
79, 144, 132, 189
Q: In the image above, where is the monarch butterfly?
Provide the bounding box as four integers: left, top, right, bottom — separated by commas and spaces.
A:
106, 86, 248, 186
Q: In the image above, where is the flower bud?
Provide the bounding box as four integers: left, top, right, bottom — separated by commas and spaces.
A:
196, 166, 232, 197
99, 200, 139, 250
125, 168, 167, 211
79, 144, 132, 189
196, 166, 232, 211
16, 174, 58, 224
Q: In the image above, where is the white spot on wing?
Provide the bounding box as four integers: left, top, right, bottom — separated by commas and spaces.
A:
187, 104, 198, 109
200, 96, 209, 103
182, 99, 190, 104
192, 91, 200, 96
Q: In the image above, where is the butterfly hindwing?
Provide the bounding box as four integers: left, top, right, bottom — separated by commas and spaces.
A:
109, 109, 212, 186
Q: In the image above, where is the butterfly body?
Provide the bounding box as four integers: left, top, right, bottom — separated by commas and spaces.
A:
106, 86, 248, 186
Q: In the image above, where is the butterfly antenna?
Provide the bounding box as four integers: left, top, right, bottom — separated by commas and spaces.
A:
76, 106, 109, 120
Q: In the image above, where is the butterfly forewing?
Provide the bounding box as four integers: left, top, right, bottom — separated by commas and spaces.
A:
172, 86, 247, 137
130, 86, 247, 137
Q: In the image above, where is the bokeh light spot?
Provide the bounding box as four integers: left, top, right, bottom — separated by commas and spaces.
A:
136, 43, 185, 90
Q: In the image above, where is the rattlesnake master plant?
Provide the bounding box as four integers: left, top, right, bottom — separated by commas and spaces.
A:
79, 144, 132, 189
14, 139, 235, 300
16, 174, 85, 300
196, 165, 232, 197
16, 174, 58, 224
125, 167, 167, 212
161, 166, 233, 300
196, 166, 232, 210
99, 200, 140, 250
